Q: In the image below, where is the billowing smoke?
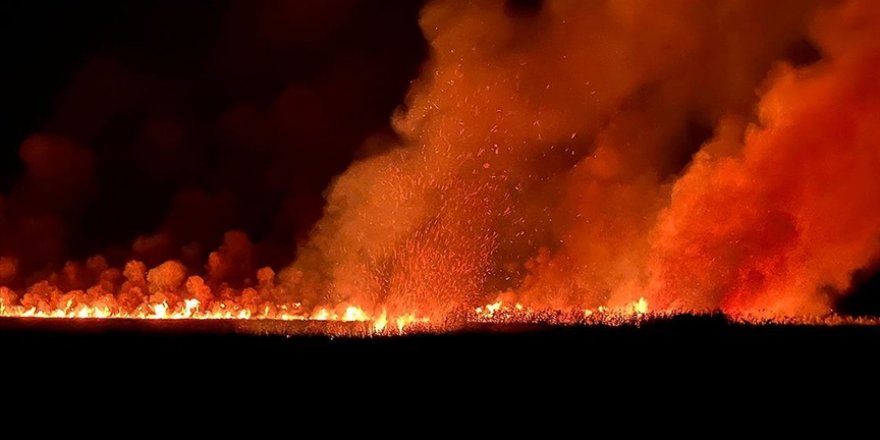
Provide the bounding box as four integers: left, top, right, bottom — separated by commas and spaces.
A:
640, 0, 880, 317
2, 0, 879, 322
286, 0, 880, 319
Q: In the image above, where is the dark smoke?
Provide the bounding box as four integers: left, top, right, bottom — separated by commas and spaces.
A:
0, 0, 427, 280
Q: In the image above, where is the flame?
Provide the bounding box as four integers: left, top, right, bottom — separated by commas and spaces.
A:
343, 305, 369, 322
394, 314, 428, 332
312, 308, 330, 321
373, 308, 389, 333
182, 298, 200, 318
0, 292, 432, 333
632, 297, 649, 316
1, 276, 878, 334
152, 302, 168, 319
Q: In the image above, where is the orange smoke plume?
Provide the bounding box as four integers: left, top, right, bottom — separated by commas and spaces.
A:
640, 0, 880, 317
287, 0, 880, 320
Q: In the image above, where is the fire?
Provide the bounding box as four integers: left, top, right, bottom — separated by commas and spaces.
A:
632, 297, 649, 316
311, 308, 330, 321
0, 281, 435, 333
0, 265, 657, 332
152, 302, 168, 319
182, 298, 200, 318
1, 270, 878, 334
475, 300, 506, 318
395, 314, 429, 332
2, 0, 880, 333
470, 295, 653, 325
343, 305, 369, 322
373, 308, 389, 333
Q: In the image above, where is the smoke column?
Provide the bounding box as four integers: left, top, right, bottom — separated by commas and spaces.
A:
287, 0, 880, 319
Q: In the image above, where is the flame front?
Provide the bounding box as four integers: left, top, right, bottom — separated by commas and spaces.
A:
0, 285, 429, 333
0, 275, 652, 329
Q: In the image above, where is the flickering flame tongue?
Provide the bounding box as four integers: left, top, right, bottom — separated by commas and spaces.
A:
2, 0, 880, 330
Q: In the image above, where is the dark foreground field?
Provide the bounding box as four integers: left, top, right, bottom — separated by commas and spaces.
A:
2, 316, 873, 418
3, 316, 879, 379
